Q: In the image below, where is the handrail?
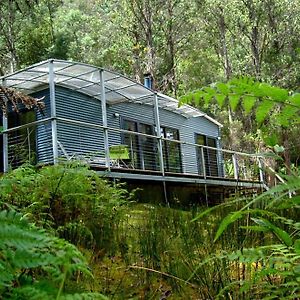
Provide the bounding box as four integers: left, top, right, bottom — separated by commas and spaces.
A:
0, 116, 264, 159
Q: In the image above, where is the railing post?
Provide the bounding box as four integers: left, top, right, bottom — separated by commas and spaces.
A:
49, 59, 58, 164
100, 69, 110, 170
232, 153, 239, 180
200, 146, 206, 178
153, 92, 165, 175
200, 146, 209, 206
258, 157, 264, 184
1, 78, 8, 172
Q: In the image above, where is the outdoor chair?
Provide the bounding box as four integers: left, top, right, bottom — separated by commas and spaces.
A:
109, 145, 130, 168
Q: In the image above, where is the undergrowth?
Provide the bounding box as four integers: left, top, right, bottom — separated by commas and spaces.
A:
2, 162, 299, 299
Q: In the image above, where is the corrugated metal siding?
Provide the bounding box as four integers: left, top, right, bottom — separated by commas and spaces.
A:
32, 89, 53, 164
55, 87, 104, 159
31, 87, 221, 175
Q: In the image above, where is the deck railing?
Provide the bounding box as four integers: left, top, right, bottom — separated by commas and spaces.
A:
1, 117, 265, 184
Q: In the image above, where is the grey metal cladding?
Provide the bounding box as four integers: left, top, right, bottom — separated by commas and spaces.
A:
31, 87, 220, 175
32, 89, 53, 164
55, 87, 104, 158
56, 87, 103, 124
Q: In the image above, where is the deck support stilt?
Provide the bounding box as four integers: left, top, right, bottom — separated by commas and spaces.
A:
49, 60, 58, 164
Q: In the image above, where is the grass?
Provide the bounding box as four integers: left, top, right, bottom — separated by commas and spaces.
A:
83, 202, 262, 299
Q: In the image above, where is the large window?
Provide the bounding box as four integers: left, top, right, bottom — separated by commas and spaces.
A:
122, 119, 182, 173
122, 119, 157, 170
161, 127, 182, 173
195, 134, 219, 177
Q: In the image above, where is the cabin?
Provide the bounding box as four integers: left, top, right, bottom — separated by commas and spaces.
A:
0, 59, 265, 204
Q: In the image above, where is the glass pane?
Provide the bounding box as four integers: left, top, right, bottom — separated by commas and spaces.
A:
8, 110, 37, 168
139, 123, 156, 170
123, 120, 140, 169
163, 127, 182, 173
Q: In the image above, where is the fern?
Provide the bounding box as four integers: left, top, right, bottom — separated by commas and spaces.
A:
0, 209, 105, 299
192, 170, 300, 299
180, 77, 300, 126
184, 75, 300, 297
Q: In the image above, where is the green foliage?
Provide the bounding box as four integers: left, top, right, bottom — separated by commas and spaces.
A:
180, 77, 300, 126
194, 168, 300, 298
0, 209, 106, 299
0, 163, 131, 254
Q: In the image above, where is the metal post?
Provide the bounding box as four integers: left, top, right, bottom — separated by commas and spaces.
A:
201, 146, 208, 206
153, 93, 169, 205
27, 127, 31, 162
232, 153, 239, 180
153, 92, 165, 175
258, 157, 264, 184
2, 78, 8, 172
200, 147, 206, 178
100, 69, 110, 169
49, 59, 58, 164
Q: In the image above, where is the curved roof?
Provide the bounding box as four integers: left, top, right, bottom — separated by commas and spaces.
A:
0, 59, 222, 126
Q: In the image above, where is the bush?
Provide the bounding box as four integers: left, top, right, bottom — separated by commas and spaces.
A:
0, 209, 107, 299
0, 162, 132, 254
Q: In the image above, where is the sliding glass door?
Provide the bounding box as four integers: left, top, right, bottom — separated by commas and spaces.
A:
196, 134, 219, 177
122, 119, 182, 173
122, 119, 157, 170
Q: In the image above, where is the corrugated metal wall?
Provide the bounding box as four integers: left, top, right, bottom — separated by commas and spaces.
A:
55, 87, 104, 160
34, 89, 53, 164
32, 86, 221, 175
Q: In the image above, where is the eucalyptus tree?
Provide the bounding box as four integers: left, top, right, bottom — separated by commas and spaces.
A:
195, 0, 300, 87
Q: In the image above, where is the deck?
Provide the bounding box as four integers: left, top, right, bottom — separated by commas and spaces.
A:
92, 165, 264, 189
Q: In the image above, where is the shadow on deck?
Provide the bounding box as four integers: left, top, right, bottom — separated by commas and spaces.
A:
91, 165, 265, 206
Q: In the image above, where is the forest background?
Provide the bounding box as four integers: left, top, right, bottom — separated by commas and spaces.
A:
1, 0, 299, 167
1, 1, 300, 299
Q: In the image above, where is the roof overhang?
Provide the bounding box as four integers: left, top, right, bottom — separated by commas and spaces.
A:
0, 59, 222, 126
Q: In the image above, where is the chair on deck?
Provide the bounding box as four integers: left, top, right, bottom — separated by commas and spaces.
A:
109, 145, 130, 168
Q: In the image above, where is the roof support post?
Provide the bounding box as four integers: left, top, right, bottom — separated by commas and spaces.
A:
1, 78, 9, 172
49, 60, 58, 164
200, 147, 206, 178
153, 93, 169, 206
153, 92, 165, 175
100, 69, 110, 169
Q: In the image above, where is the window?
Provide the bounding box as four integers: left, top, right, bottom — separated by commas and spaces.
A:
8, 110, 36, 168
195, 134, 219, 177
122, 120, 182, 173
161, 127, 182, 173
122, 119, 157, 170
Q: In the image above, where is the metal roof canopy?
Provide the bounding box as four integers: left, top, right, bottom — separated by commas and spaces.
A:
0, 59, 222, 126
